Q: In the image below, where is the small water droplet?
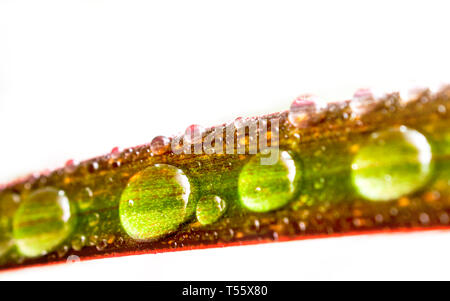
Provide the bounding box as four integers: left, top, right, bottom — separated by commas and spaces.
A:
64, 159, 79, 173
399, 86, 428, 105
111, 160, 121, 168
196, 195, 227, 225
71, 235, 86, 251
57, 245, 69, 258
439, 213, 449, 224
351, 126, 432, 201
110, 147, 121, 159
66, 254, 80, 263
78, 187, 94, 210
390, 207, 399, 216
288, 95, 322, 128
353, 218, 363, 227
419, 213, 430, 225
150, 135, 171, 155
271, 231, 279, 240
350, 88, 376, 117
253, 219, 261, 231
234, 117, 245, 128
374, 214, 384, 224
88, 235, 99, 246
107, 234, 115, 244
313, 177, 325, 189
96, 239, 108, 251
88, 162, 99, 173
88, 213, 100, 227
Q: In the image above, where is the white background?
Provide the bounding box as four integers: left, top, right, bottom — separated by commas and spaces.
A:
1, 0, 450, 280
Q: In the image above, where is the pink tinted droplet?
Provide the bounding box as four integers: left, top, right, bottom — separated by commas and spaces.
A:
65, 159, 75, 167
110, 147, 121, 159
233, 117, 244, 129
287, 95, 319, 128
184, 124, 205, 144
64, 159, 79, 173
350, 88, 376, 117
150, 135, 171, 155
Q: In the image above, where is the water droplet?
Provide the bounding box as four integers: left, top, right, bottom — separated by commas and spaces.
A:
184, 124, 205, 144
88, 235, 98, 246
298, 222, 306, 232
111, 160, 121, 168
71, 235, 86, 251
56, 245, 69, 258
66, 254, 80, 263
119, 164, 195, 240
96, 239, 108, 251
351, 126, 432, 201
439, 212, 449, 224
88, 213, 100, 227
196, 195, 226, 225
150, 135, 171, 155
438, 105, 447, 114
12, 187, 76, 258
107, 234, 115, 244
390, 207, 399, 216
110, 147, 121, 159
399, 86, 428, 104
0, 192, 20, 257
78, 187, 94, 210
64, 159, 79, 173
238, 151, 299, 212
419, 212, 430, 225
88, 162, 99, 173
288, 95, 322, 128
374, 214, 384, 224
350, 88, 376, 117
233, 117, 245, 128
313, 177, 325, 190
271, 231, 279, 240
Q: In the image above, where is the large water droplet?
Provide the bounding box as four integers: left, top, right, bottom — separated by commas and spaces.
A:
150, 135, 171, 155
13, 187, 76, 257
351, 126, 432, 201
0, 192, 20, 257
238, 151, 299, 212
119, 164, 195, 240
196, 195, 226, 225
